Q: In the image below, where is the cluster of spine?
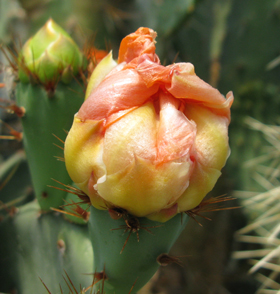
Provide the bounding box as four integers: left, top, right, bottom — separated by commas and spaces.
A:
233, 118, 280, 292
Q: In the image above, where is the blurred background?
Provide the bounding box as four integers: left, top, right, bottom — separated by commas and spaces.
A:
1, 0, 280, 293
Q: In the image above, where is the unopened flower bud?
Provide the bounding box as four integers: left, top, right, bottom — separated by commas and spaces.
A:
64, 27, 233, 222
18, 18, 86, 84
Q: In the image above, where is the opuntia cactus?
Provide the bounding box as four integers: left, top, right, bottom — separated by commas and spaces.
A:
1, 6, 236, 292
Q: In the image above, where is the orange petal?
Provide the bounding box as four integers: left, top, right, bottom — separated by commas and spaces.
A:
78, 68, 159, 121
136, 58, 171, 87
118, 27, 157, 64
156, 91, 196, 164
166, 63, 233, 118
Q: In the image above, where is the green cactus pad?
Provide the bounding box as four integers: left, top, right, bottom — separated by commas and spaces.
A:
89, 206, 188, 294
0, 201, 93, 294
16, 81, 84, 211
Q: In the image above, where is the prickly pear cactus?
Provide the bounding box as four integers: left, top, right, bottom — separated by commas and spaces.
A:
0, 3, 236, 293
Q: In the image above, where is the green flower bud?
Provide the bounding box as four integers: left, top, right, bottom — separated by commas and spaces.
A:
18, 18, 86, 84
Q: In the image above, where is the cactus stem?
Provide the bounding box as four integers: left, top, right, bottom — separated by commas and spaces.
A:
184, 195, 239, 226
111, 216, 163, 254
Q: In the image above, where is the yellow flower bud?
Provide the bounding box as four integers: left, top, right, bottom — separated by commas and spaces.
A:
64, 27, 233, 222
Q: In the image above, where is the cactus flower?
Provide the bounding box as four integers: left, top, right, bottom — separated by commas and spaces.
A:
18, 18, 85, 84
64, 27, 233, 222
